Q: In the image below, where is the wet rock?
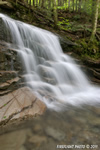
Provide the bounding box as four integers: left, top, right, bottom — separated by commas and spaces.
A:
45, 126, 66, 141
43, 77, 56, 85
37, 65, 57, 85
28, 135, 47, 144
0, 41, 22, 71
0, 129, 30, 150
32, 124, 42, 132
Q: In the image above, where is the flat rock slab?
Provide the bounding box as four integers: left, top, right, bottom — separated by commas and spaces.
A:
0, 87, 46, 126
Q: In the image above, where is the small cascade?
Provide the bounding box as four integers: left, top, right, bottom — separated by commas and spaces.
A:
0, 13, 100, 111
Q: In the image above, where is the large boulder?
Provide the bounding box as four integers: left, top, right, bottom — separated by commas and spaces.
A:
0, 87, 46, 126
58, 35, 78, 52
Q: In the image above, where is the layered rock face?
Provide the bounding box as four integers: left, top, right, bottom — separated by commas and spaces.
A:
0, 41, 46, 125
83, 58, 100, 84
0, 22, 46, 125
0, 41, 22, 94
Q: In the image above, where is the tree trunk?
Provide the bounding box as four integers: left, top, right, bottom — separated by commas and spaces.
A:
48, 0, 52, 9
33, 0, 35, 7
90, 0, 99, 41
58, 0, 60, 6
26, 0, 28, 4
72, 0, 74, 11
92, 0, 95, 17
16, 0, 18, 5
41, 0, 45, 8
36, 0, 38, 6
53, 0, 58, 28
68, 0, 70, 11
29, 0, 31, 6
75, 0, 78, 11
78, 0, 82, 13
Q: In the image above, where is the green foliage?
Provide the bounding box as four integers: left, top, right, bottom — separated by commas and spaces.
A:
3, 104, 7, 107
57, 19, 72, 30
3, 116, 6, 119
77, 38, 100, 59
57, 6, 67, 10
73, 15, 80, 21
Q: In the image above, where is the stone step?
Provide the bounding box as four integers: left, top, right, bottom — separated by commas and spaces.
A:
0, 71, 18, 83
0, 77, 21, 90
0, 90, 11, 96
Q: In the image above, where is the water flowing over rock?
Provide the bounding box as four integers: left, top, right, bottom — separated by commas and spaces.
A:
0, 13, 100, 112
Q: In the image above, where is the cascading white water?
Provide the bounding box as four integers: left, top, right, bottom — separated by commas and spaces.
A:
0, 13, 100, 111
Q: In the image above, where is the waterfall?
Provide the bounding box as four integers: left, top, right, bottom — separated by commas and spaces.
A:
0, 13, 100, 111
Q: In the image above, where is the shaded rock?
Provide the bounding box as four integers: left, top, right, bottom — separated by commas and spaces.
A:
0, 51, 5, 62
0, 82, 10, 90
0, 71, 18, 83
91, 69, 100, 80
45, 126, 66, 141
0, 90, 11, 96
0, 87, 46, 125
0, 19, 11, 42
92, 107, 100, 116
83, 57, 100, 68
7, 76, 20, 84
58, 35, 78, 52
0, 77, 20, 91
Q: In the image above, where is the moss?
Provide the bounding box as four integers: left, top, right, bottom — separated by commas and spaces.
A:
74, 38, 100, 59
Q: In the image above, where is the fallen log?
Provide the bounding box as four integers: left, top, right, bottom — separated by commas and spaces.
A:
0, 1, 7, 5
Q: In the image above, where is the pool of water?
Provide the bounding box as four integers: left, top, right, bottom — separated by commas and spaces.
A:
0, 106, 100, 150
